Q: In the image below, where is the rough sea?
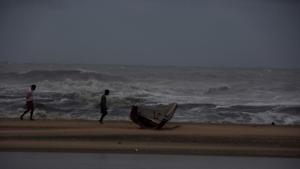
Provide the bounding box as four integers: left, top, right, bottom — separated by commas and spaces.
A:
0, 63, 299, 125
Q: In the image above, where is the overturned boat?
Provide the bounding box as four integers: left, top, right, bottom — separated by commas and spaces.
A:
130, 103, 177, 129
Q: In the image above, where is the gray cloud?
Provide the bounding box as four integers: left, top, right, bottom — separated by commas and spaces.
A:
0, 0, 299, 68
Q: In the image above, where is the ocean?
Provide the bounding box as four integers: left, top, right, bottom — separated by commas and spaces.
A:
0, 63, 299, 125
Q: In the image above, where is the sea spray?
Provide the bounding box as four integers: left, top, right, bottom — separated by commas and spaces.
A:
0, 63, 299, 124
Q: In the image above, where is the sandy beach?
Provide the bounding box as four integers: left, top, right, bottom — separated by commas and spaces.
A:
2, 152, 300, 169
0, 119, 299, 157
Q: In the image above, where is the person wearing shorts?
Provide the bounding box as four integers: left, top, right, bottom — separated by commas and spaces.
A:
20, 84, 36, 120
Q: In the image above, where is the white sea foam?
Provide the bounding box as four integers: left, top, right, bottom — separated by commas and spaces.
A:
1, 64, 300, 124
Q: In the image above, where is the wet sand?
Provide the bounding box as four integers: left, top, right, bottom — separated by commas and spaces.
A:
1, 152, 300, 169
0, 119, 299, 157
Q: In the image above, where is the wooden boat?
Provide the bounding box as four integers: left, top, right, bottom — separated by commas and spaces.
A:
130, 103, 177, 129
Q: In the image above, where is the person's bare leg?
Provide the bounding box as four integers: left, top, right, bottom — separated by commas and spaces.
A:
29, 108, 34, 120
99, 113, 107, 124
20, 109, 29, 120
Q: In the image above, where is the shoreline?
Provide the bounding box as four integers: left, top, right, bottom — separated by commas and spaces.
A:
0, 118, 299, 158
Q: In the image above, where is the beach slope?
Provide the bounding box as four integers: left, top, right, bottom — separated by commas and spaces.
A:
0, 119, 299, 157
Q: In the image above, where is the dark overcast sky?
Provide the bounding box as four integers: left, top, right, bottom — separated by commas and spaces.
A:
0, 0, 299, 68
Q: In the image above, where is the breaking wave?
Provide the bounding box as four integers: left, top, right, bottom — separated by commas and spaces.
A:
1, 64, 300, 125
178, 104, 300, 114
175, 104, 300, 125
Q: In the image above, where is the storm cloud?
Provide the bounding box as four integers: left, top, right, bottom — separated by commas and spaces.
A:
1, 0, 299, 68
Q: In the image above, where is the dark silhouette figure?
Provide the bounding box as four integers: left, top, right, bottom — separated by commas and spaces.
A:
99, 89, 110, 124
20, 84, 36, 120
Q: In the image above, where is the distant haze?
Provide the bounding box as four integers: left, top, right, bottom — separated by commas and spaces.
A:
1, 0, 299, 68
